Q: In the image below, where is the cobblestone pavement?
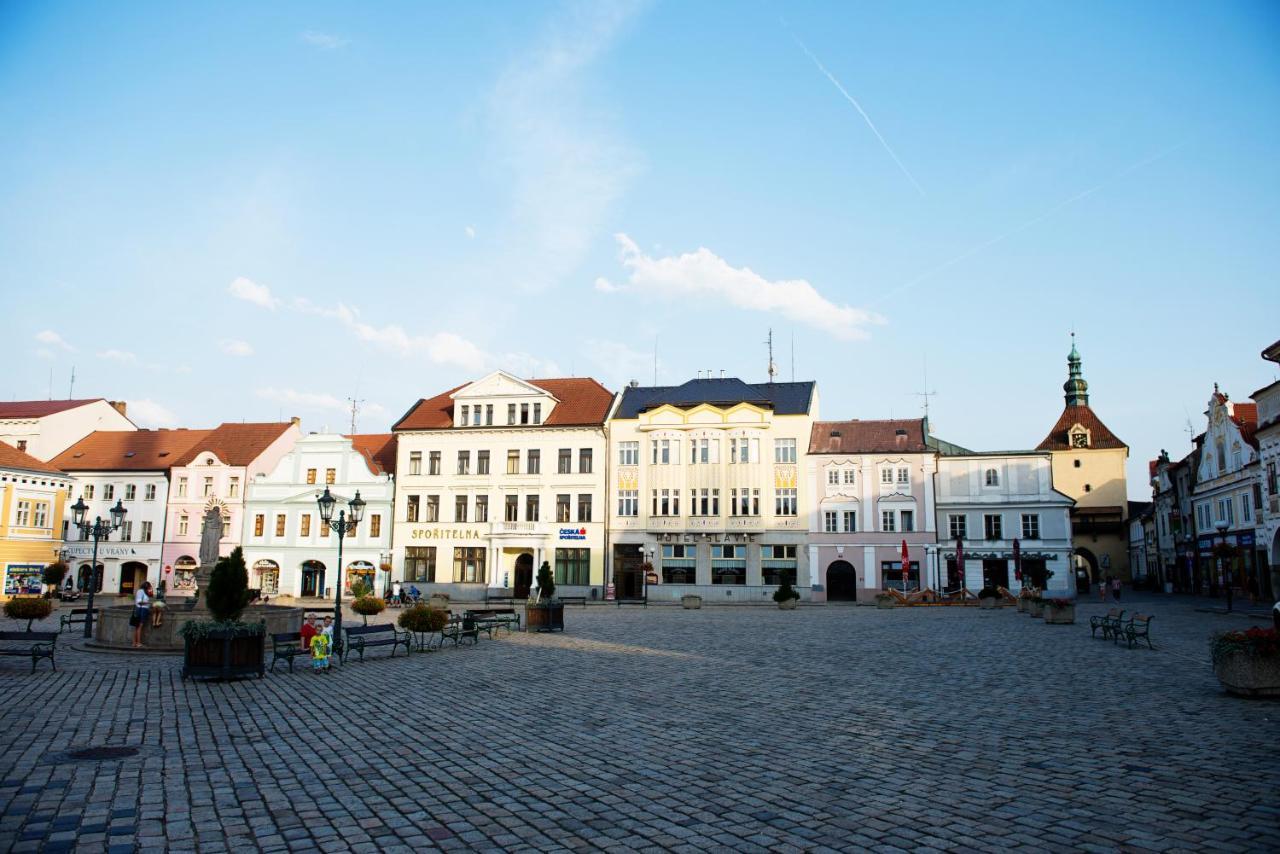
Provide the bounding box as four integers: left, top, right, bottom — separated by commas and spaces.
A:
0, 594, 1277, 853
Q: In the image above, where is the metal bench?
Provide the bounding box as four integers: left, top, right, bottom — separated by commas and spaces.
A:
465, 608, 520, 637
1118, 613, 1154, 649
342, 624, 411, 663
59, 608, 97, 634
1089, 608, 1125, 640
0, 631, 57, 672
269, 632, 309, 673
436, 614, 479, 649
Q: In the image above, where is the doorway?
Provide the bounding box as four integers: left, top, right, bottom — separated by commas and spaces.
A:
301, 560, 326, 598
119, 561, 147, 596
514, 553, 534, 598
612, 544, 644, 599
982, 559, 1009, 590
1073, 548, 1099, 593
827, 560, 857, 601
78, 563, 103, 593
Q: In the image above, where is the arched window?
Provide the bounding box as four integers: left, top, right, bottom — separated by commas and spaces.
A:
984, 468, 999, 487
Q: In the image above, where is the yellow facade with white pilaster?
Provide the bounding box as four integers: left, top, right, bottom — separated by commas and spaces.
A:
1, 465, 72, 599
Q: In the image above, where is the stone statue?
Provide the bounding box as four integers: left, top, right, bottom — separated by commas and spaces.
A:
199, 508, 223, 567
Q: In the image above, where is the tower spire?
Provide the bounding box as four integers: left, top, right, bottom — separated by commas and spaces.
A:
1063, 333, 1089, 406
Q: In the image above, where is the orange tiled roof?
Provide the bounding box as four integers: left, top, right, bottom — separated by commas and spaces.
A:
346, 433, 397, 475
809, 419, 929, 454
50, 429, 213, 471
393, 378, 614, 431
1232, 402, 1258, 449
1036, 404, 1127, 451
0, 441, 67, 475
0, 398, 106, 419
173, 423, 295, 467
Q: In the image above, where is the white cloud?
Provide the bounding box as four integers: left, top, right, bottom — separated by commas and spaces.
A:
35, 349, 55, 360
218, 339, 254, 357
609, 233, 886, 340
593, 276, 623, 293
128, 399, 179, 428
464, 225, 477, 239
35, 330, 74, 352
256, 387, 386, 417
301, 30, 348, 50
228, 276, 281, 310
97, 349, 138, 364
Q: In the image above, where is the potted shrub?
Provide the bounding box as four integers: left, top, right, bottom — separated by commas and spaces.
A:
1027, 597, 1045, 618
681, 593, 703, 609
42, 562, 69, 599
351, 596, 386, 625
1211, 628, 1280, 698
179, 547, 265, 680
398, 604, 448, 651
3, 596, 53, 630
875, 593, 896, 610
1043, 598, 1075, 624
977, 587, 1000, 610
773, 580, 800, 610
428, 591, 451, 610
526, 561, 564, 632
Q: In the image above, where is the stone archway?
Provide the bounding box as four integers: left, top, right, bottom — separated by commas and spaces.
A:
78, 563, 103, 593
827, 560, 857, 602
1073, 548, 1099, 593
514, 553, 534, 599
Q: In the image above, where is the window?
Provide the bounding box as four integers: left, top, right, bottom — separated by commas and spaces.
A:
475, 495, 489, 523
881, 468, 893, 485
405, 546, 436, 582
140, 521, 153, 543
824, 511, 838, 533
900, 510, 914, 532
775, 488, 797, 516
325, 468, 336, 485
948, 514, 967, 539
300, 514, 311, 537
881, 561, 921, 591
619, 442, 639, 465
453, 547, 486, 583
84, 484, 95, 500
425, 495, 439, 523
828, 470, 839, 485
526, 495, 540, 522
897, 467, 909, 485
15, 440, 25, 451
652, 439, 672, 465
844, 469, 855, 485
730, 488, 761, 516
505, 494, 518, 522
554, 548, 590, 586
144, 483, 156, 500
477, 450, 490, 475
1021, 514, 1040, 539
1241, 494, 1253, 524
367, 513, 381, 538
121, 521, 132, 541
274, 514, 285, 536
521, 403, 530, 424
712, 544, 745, 585
558, 448, 572, 474
428, 452, 441, 476
254, 514, 264, 537
1084, 483, 1092, 493
306, 468, 317, 484
577, 494, 592, 523
762, 544, 798, 586
579, 449, 592, 474
527, 449, 540, 475
455, 495, 468, 522
124, 484, 137, 501
14, 500, 30, 526
408, 453, 421, 476
486, 404, 493, 425
319, 516, 328, 538
617, 489, 638, 517
661, 544, 695, 584
653, 489, 673, 516
202, 477, 213, 497
1073, 459, 1081, 468
984, 514, 1002, 540
179, 513, 190, 536
881, 510, 896, 532
556, 494, 571, 523
533, 403, 542, 424
460, 405, 469, 426
229, 477, 240, 498
507, 450, 520, 475
843, 510, 856, 532
774, 438, 797, 463
457, 451, 470, 475
508, 403, 517, 425
29, 502, 45, 528
406, 495, 420, 522
1268, 462, 1278, 495
984, 468, 999, 487
104, 484, 115, 500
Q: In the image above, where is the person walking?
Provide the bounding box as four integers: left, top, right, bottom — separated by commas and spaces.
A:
1099, 576, 1109, 602
392, 581, 402, 607
131, 581, 153, 648
1111, 576, 1122, 602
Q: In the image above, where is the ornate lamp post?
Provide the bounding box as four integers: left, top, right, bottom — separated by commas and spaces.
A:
317, 486, 365, 658
69, 496, 126, 639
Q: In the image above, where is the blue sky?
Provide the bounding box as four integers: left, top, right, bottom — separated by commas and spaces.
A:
2, 1, 1278, 497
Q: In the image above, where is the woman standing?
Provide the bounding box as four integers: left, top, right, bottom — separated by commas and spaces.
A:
132, 581, 153, 648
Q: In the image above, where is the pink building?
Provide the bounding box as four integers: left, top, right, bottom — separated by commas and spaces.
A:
160, 421, 300, 591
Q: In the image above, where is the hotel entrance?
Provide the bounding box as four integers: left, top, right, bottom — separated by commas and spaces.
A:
513, 552, 533, 598
612, 544, 644, 599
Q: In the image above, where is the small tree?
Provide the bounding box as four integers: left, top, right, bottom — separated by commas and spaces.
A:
350, 579, 372, 599
4, 597, 53, 630
351, 596, 386, 625
536, 560, 555, 602
772, 580, 800, 603
399, 605, 447, 634
205, 546, 252, 622
43, 562, 69, 594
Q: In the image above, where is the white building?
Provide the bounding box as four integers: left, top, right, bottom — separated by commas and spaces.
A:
0, 398, 135, 461
391, 372, 615, 600
607, 376, 818, 603
1190, 386, 1261, 596
1251, 339, 1280, 600
49, 429, 208, 596
933, 451, 1075, 596
241, 433, 395, 599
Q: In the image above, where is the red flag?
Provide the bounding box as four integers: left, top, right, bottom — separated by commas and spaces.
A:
901, 539, 910, 588
1013, 538, 1022, 582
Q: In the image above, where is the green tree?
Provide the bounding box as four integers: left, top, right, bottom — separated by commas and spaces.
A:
536, 560, 555, 602
205, 547, 251, 622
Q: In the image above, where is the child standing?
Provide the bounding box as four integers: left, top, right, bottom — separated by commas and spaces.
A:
310, 626, 331, 672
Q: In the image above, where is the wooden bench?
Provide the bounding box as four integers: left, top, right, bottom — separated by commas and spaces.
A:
559, 596, 587, 608
465, 608, 520, 637
1118, 613, 1154, 649
269, 632, 310, 673
1089, 608, 1125, 640
59, 607, 97, 634
0, 631, 57, 672
342, 624, 411, 663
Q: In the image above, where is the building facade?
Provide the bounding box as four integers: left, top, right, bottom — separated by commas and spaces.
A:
1251, 339, 1280, 600
50, 429, 209, 596
241, 433, 395, 599
0, 444, 71, 600
806, 419, 938, 603
608, 377, 818, 603
0, 398, 135, 461
1191, 386, 1262, 597
934, 451, 1076, 597
391, 372, 614, 600
160, 421, 301, 592
1036, 339, 1129, 584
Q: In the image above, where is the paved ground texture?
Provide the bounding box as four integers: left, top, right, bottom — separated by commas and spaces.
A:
0, 594, 1277, 853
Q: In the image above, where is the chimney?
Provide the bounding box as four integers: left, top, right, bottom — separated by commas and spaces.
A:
290, 417, 301, 427
109, 401, 127, 417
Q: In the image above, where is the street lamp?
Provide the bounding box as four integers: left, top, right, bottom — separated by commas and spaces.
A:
317, 486, 365, 658
1214, 519, 1231, 612
69, 496, 126, 639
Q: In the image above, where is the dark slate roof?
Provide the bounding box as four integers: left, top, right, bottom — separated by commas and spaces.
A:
614, 379, 815, 419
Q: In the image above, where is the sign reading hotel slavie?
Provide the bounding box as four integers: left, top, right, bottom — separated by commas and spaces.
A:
409, 527, 484, 540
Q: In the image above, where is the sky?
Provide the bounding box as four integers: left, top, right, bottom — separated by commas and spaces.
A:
2, 1, 1278, 499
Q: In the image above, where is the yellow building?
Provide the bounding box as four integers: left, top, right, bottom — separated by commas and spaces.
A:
1036, 338, 1129, 587
1, 442, 72, 599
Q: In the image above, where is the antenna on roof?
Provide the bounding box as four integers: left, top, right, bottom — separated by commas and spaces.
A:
348, 396, 365, 435
1183, 406, 1195, 445
68, 366, 75, 400
765, 328, 777, 383
914, 357, 937, 418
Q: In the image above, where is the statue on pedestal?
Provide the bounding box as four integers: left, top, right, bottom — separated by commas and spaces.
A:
189, 508, 224, 610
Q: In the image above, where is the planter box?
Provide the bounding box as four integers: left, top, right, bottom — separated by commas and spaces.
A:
681, 595, 702, 610
777, 598, 798, 610
876, 599, 896, 610
1214, 653, 1280, 698
1028, 602, 1044, 618
182, 626, 265, 680
428, 595, 451, 610
979, 598, 998, 610
526, 602, 565, 633
1043, 604, 1075, 624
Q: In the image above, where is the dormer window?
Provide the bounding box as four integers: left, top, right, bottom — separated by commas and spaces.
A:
485, 404, 493, 426
508, 404, 516, 425
460, 405, 469, 426
985, 468, 1000, 487
533, 403, 542, 424
521, 403, 530, 424
473, 406, 482, 427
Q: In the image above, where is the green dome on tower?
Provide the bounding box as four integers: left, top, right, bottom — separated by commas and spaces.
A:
1063, 334, 1089, 406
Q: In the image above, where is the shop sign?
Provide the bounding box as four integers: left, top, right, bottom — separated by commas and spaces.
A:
558, 527, 587, 541
4, 564, 43, 596
63, 544, 140, 558
409, 527, 483, 541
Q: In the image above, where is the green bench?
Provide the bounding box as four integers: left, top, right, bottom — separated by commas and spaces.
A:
342, 624, 411, 663
0, 631, 57, 672
59, 607, 97, 634
1090, 608, 1125, 640
1116, 613, 1154, 649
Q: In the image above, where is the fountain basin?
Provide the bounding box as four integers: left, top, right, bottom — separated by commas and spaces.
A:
92, 603, 304, 651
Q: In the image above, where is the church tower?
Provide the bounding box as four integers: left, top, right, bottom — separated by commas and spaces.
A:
1036, 336, 1130, 585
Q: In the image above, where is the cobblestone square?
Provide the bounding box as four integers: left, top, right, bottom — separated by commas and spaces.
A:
1, 595, 1277, 852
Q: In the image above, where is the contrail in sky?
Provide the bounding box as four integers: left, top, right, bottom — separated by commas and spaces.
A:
791, 32, 926, 197
875, 141, 1187, 305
